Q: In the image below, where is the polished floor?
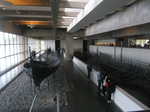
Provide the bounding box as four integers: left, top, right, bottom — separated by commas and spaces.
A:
64, 60, 121, 112
0, 59, 121, 112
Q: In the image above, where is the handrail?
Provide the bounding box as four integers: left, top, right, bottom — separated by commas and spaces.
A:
91, 45, 150, 50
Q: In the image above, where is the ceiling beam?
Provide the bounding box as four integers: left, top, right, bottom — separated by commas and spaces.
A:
0, 15, 73, 22
0, 1, 86, 9
0, 10, 78, 17
18, 24, 68, 28
35, 25, 68, 28
0, 6, 51, 11
12, 20, 71, 26
2, 15, 52, 18
60, 1, 86, 9
0, 5, 82, 13
59, 17, 73, 23
59, 11, 78, 17
0, 10, 51, 15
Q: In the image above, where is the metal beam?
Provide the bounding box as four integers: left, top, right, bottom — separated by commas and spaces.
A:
85, 0, 150, 36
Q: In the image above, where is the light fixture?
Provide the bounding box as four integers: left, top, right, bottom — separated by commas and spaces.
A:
27, 24, 34, 28
73, 37, 80, 40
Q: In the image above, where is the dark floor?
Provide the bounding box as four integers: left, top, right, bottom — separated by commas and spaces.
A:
0, 58, 121, 112
63, 60, 121, 112
0, 60, 69, 112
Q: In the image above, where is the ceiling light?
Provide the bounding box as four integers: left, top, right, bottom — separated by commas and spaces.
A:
73, 37, 80, 40
27, 24, 34, 28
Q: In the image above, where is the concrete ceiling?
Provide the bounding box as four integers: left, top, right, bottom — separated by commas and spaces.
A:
0, 0, 89, 29
0, 0, 138, 31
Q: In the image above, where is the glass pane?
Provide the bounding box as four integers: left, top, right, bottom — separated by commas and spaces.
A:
17, 54, 20, 62
13, 34, 16, 45
10, 55, 12, 66
20, 36, 23, 45
13, 45, 16, 54
14, 55, 18, 65
17, 45, 20, 53
0, 59, 2, 72
4, 32, 9, 45
5, 57, 10, 69
8, 33, 11, 45
9, 45, 13, 55
16, 35, 19, 45
5, 45, 10, 56
18, 45, 20, 53
0, 45, 5, 58
21, 53, 24, 61
0, 32, 4, 44
14, 45, 17, 54
9, 33, 13, 45
0, 58, 6, 72
19, 45, 22, 53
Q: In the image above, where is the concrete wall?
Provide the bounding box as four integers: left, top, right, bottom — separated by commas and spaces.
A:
73, 57, 99, 86
24, 29, 84, 40
61, 38, 83, 58
24, 28, 84, 58
0, 21, 22, 34
86, 0, 150, 36
90, 45, 150, 66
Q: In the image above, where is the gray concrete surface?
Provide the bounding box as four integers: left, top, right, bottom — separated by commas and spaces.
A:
86, 0, 150, 36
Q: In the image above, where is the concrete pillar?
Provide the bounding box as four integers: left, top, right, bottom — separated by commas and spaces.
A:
65, 37, 74, 59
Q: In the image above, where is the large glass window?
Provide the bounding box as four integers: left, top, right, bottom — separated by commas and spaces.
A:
0, 33, 54, 75
0, 32, 26, 75
0, 33, 56, 92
